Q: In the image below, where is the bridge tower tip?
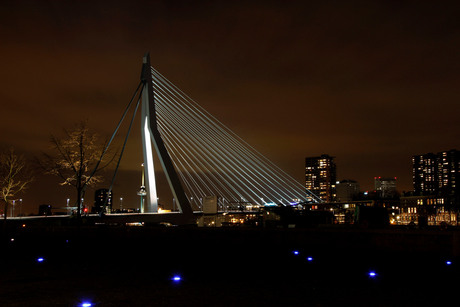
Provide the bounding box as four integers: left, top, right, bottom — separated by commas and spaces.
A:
143, 52, 150, 64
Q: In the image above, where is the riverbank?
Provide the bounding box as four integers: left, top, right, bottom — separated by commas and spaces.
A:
1, 224, 459, 306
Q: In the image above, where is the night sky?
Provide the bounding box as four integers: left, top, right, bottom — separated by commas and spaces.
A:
1, 0, 459, 213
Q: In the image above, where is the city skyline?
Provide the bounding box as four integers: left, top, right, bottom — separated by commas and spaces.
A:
1, 1, 459, 213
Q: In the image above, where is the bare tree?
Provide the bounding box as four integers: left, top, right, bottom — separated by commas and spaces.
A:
0, 148, 33, 220
42, 122, 114, 218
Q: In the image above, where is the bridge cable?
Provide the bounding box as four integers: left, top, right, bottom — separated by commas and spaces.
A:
102, 87, 143, 214
152, 71, 313, 203
87, 81, 143, 188
149, 68, 322, 205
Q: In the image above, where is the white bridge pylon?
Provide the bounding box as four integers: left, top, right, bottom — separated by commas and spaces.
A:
140, 64, 157, 212
140, 53, 193, 216
139, 52, 322, 215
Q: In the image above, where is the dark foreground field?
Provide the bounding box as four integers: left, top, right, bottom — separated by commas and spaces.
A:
1, 223, 459, 306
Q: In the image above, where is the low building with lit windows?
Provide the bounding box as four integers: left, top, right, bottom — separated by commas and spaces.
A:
400, 195, 457, 226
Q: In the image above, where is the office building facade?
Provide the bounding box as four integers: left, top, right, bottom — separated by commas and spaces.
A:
94, 188, 113, 213
412, 153, 438, 195
412, 149, 459, 211
413, 150, 459, 197
374, 177, 398, 198
305, 154, 336, 202
336, 180, 360, 202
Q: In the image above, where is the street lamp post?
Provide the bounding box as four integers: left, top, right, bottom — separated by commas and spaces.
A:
11, 200, 15, 217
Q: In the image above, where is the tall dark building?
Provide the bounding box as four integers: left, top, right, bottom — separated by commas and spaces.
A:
336, 179, 360, 202
305, 154, 336, 202
94, 189, 113, 213
374, 177, 398, 198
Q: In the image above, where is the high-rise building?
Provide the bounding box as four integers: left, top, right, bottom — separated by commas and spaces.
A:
305, 154, 336, 202
408, 149, 460, 220
374, 177, 397, 198
413, 150, 459, 197
437, 150, 460, 197
412, 153, 437, 195
94, 189, 113, 213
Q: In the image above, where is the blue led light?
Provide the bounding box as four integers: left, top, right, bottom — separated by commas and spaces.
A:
368, 271, 377, 278
446, 261, 452, 265
293, 251, 299, 255
172, 275, 181, 282
307, 257, 313, 261
80, 302, 92, 307
37, 257, 44, 262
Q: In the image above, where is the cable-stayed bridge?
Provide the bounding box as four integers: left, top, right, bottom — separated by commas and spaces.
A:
108, 53, 321, 222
